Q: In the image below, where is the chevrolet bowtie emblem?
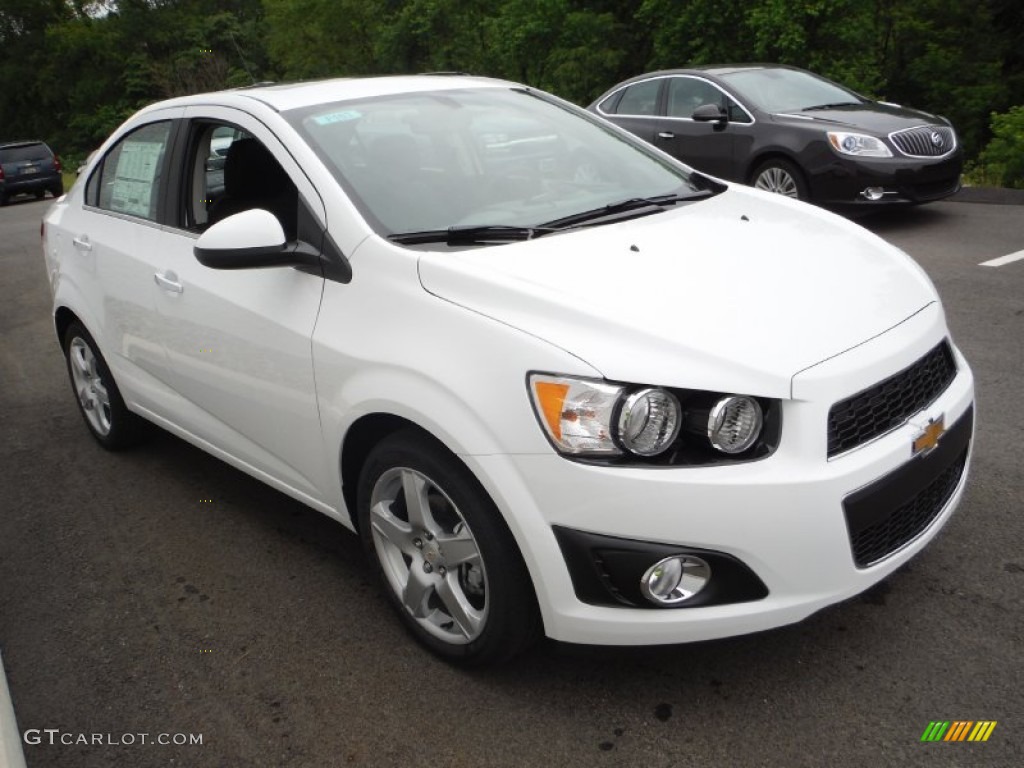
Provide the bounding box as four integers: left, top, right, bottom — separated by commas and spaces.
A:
913, 415, 945, 456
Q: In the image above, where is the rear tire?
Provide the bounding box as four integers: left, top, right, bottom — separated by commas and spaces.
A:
35, 190, 45, 200
51, 183, 64, 198
62, 321, 147, 450
357, 429, 541, 664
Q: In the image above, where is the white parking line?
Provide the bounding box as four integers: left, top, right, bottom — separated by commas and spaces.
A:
979, 249, 1024, 267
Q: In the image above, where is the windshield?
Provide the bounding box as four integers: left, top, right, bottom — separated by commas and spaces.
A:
719, 68, 865, 114
286, 87, 705, 240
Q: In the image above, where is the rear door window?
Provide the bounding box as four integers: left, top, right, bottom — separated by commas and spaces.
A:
610, 80, 663, 116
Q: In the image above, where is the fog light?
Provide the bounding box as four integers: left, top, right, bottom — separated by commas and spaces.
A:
862, 186, 885, 201
640, 555, 711, 605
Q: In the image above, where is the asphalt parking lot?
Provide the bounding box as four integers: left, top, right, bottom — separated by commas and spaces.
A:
1, 192, 1022, 767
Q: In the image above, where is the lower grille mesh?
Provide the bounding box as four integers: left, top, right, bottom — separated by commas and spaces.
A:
849, 450, 967, 567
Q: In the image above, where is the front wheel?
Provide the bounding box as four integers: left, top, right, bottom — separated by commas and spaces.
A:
357, 430, 540, 664
751, 159, 809, 201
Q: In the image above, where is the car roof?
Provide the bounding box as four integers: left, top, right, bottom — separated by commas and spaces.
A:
136, 74, 518, 116
614, 64, 805, 83
0, 140, 49, 149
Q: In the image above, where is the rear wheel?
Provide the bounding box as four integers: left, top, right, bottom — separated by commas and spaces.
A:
751, 159, 808, 201
35, 190, 45, 200
63, 321, 146, 450
357, 430, 540, 664
51, 183, 64, 198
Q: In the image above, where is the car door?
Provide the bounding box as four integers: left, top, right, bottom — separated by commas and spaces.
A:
60, 114, 182, 407
150, 106, 333, 504
650, 76, 744, 180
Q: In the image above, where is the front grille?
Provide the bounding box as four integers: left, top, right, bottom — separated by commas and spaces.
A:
843, 405, 972, 568
848, 449, 967, 567
889, 125, 956, 157
828, 340, 957, 457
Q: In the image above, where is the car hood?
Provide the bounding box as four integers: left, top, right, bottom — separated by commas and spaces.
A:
773, 102, 947, 135
417, 188, 938, 398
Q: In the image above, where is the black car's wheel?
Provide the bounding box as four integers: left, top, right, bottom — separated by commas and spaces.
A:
357, 429, 541, 665
35, 190, 45, 200
751, 159, 809, 201
0, 194, 7, 207
63, 321, 146, 450
51, 183, 64, 198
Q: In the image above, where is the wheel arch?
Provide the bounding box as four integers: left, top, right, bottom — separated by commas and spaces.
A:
340, 412, 420, 532
338, 411, 544, 624
744, 150, 803, 184
54, 305, 83, 346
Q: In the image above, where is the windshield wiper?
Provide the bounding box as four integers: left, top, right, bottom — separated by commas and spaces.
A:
389, 224, 558, 246
540, 190, 712, 229
801, 101, 862, 111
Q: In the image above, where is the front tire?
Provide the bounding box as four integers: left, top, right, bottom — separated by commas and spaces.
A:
751, 158, 809, 201
357, 430, 540, 664
63, 321, 146, 450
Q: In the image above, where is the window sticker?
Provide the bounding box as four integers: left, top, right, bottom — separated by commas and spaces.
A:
312, 110, 362, 126
110, 140, 165, 217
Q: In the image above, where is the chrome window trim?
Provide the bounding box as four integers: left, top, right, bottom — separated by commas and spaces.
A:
596, 74, 757, 126
81, 204, 166, 230
887, 125, 958, 159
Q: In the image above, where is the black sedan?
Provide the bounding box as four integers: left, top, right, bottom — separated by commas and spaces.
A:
588, 65, 962, 206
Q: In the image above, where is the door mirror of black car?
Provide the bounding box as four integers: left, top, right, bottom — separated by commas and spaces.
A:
692, 104, 728, 123
194, 208, 321, 270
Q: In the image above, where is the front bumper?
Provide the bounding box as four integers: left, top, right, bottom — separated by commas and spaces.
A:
807, 151, 963, 205
466, 307, 975, 646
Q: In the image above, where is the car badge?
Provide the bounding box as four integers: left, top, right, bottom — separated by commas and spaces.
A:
912, 414, 945, 456
930, 131, 943, 147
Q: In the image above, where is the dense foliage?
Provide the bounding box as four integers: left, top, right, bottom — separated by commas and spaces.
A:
1, 0, 1021, 181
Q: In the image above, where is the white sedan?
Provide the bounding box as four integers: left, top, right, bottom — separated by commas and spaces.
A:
42, 75, 974, 664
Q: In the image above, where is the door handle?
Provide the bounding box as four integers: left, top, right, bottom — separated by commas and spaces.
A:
72, 235, 92, 251
154, 271, 183, 294
656, 132, 675, 139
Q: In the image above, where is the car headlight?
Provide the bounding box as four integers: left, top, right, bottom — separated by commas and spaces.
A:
827, 131, 892, 158
617, 387, 682, 457
528, 374, 774, 463
529, 374, 624, 456
707, 396, 763, 454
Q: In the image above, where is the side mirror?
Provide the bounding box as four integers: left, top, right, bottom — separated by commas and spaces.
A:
692, 104, 728, 124
194, 209, 320, 270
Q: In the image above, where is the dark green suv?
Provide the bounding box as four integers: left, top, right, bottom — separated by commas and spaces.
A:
0, 141, 63, 205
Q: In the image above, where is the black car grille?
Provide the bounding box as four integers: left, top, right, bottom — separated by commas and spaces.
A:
843, 405, 972, 568
827, 340, 957, 457
848, 449, 967, 567
890, 125, 956, 157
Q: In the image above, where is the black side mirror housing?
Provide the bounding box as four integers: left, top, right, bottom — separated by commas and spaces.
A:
692, 104, 729, 124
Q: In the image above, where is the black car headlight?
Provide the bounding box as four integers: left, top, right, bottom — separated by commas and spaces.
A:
528, 373, 779, 465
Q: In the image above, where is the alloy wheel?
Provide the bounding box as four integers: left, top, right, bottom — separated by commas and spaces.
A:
368, 467, 488, 644
69, 337, 112, 436
754, 166, 800, 198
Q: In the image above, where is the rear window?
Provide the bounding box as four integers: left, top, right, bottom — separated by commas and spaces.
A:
0, 143, 52, 162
